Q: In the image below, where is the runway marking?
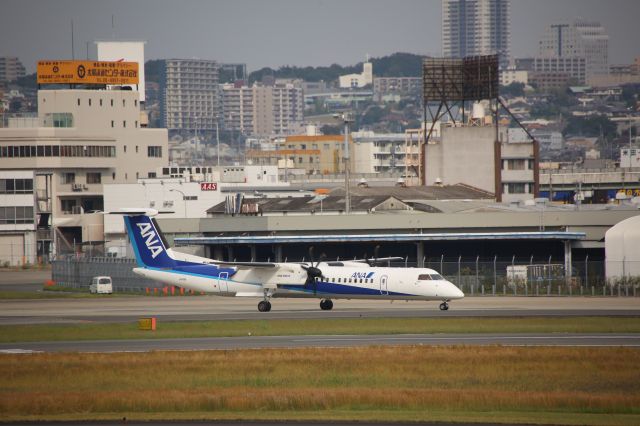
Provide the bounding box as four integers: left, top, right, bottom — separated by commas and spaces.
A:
0, 349, 41, 354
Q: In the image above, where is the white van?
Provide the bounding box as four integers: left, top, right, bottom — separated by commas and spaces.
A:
90, 276, 113, 294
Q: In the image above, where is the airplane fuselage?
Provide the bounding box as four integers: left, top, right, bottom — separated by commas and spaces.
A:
133, 263, 460, 301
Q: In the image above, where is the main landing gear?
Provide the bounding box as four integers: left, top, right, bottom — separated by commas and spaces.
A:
258, 288, 273, 312
439, 301, 449, 311
320, 299, 333, 311
258, 300, 272, 312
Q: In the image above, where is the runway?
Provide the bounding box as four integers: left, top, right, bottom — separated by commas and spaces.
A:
0, 295, 639, 325
1, 332, 639, 353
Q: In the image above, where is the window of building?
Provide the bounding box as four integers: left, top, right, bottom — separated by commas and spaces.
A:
0, 179, 33, 194
135, 121, 138, 128
507, 183, 527, 193
62, 173, 75, 184
136, 146, 139, 153
100, 99, 103, 107
0, 206, 34, 224
77, 98, 80, 106
86, 173, 101, 184
134, 100, 138, 107
110, 99, 114, 107
60, 199, 76, 214
507, 159, 526, 170
147, 146, 162, 157
148, 172, 157, 178
123, 99, 126, 107
123, 120, 126, 128
112, 172, 116, 180
124, 146, 127, 153
88, 99, 92, 106
111, 120, 114, 128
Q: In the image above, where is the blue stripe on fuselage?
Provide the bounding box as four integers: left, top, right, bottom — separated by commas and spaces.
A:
280, 281, 411, 296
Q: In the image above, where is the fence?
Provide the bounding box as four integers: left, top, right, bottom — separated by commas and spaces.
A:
52, 257, 163, 292
416, 257, 639, 297
49, 254, 640, 296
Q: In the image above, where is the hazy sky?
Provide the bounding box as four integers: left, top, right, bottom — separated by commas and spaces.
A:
2, 0, 639, 73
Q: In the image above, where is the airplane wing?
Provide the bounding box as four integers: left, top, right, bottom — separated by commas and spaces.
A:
208, 260, 278, 269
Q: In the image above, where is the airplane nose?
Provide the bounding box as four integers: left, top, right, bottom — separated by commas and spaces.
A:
445, 282, 465, 300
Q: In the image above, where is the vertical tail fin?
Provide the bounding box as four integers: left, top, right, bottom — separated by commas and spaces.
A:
111, 209, 176, 268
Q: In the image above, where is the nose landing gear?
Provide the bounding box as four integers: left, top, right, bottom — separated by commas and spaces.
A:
439, 301, 449, 311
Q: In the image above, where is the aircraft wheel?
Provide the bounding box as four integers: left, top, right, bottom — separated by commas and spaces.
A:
266, 301, 272, 312
320, 299, 333, 311
258, 301, 270, 312
439, 302, 449, 311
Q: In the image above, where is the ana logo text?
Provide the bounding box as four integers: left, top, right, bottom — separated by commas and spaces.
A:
351, 272, 375, 279
136, 222, 163, 259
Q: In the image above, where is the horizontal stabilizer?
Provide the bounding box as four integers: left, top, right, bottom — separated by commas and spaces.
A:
352, 256, 404, 264
209, 260, 278, 269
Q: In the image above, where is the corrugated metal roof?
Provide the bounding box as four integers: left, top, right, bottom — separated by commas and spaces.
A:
174, 231, 586, 246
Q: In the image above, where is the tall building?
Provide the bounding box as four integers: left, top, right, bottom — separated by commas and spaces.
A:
252, 82, 304, 137
442, 0, 511, 68
221, 83, 254, 135
0, 57, 26, 83
161, 59, 219, 130
538, 19, 609, 81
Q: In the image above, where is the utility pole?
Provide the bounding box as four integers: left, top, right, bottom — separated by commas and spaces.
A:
216, 118, 220, 167
335, 112, 354, 214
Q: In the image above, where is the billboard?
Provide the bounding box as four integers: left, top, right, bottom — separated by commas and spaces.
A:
423, 54, 499, 102
96, 41, 146, 102
37, 60, 139, 85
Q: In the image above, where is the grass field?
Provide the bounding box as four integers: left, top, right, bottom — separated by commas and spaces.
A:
1, 316, 639, 343
1, 346, 639, 424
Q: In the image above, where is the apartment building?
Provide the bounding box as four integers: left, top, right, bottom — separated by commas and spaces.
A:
538, 19, 609, 81
162, 59, 219, 130
252, 82, 304, 136
0, 89, 168, 258
221, 83, 254, 135
532, 57, 586, 84
0, 57, 26, 83
442, 0, 511, 68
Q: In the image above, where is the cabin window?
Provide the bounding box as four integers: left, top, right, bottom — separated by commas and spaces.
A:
359, 279, 363, 283
418, 274, 432, 280
337, 278, 341, 283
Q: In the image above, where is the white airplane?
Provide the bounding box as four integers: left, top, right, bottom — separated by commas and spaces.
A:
113, 208, 464, 312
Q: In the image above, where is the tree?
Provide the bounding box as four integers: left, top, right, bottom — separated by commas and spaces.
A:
500, 82, 525, 97
320, 124, 341, 135
563, 115, 616, 139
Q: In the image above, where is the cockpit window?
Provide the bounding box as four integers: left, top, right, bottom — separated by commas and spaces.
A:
417, 274, 432, 280
430, 274, 444, 280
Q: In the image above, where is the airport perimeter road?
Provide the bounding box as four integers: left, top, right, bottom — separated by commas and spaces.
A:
1, 332, 639, 353
0, 296, 639, 325
0, 270, 50, 292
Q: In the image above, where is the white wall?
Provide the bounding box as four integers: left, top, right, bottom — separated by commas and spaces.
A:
96, 41, 146, 102
605, 215, 640, 279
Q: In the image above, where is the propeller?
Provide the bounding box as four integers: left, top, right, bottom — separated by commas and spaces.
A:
301, 246, 325, 294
